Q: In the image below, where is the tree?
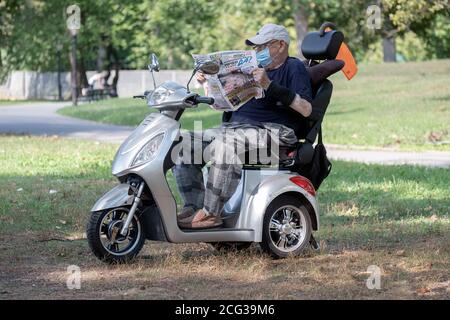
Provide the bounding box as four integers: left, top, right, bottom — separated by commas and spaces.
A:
0, 0, 134, 94
411, 6, 450, 59
233, 0, 374, 62
377, 0, 449, 62
129, 0, 224, 69
0, 1, 30, 79
1, 0, 449, 82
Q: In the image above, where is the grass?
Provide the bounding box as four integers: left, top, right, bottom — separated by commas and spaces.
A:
1, 134, 449, 299
0, 99, 50, 106
57, 97, 221, 131
58, 60, 450, 151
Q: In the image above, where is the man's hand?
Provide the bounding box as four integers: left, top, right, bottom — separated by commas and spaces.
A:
196, 72, 207, 85
252, 68, 271, 90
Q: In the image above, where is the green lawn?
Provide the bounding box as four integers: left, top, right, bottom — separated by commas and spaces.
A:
1, 134, 448, 237
0, 99, 47, 106
58, 60, 450, 151
1, 135, 449, 299
57, 96, 221, 131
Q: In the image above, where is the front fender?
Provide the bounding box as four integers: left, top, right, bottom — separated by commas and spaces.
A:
91, 183, 134, 212
243, 174, 319, 242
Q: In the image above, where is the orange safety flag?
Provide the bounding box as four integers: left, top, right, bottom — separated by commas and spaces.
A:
336, 42, 358, 80
326, 27, 358, 80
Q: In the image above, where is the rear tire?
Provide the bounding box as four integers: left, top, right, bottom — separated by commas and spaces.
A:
87, 207, 145, 264
261, 194, 312, 259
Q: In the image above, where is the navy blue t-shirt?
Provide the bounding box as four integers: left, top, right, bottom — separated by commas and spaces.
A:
230, 57, 312, 138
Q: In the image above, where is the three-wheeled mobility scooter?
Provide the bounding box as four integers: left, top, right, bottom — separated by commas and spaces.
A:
87, 23, 352, 263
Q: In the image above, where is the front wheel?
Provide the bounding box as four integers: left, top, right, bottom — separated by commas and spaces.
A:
87, 207, 145, 263
260, 195, 312, 259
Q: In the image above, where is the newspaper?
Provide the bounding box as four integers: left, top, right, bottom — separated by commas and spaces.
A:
192, 50, 264, 111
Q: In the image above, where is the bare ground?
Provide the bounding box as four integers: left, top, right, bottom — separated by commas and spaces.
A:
1, 231, 449, 300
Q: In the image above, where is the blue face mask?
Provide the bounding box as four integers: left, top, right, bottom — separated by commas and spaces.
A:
256, 47, 272, 68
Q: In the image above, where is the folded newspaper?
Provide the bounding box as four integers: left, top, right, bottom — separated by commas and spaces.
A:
192, 50, 264, 111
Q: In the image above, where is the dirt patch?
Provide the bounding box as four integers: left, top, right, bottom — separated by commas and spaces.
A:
1, 232, 448, 300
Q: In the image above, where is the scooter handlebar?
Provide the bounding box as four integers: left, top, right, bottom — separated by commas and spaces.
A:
133, 90, 153, 99
194, 96, 215, 105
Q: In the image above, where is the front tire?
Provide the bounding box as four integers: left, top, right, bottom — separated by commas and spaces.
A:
261, 194, 312, 258
87, 207, 145, 263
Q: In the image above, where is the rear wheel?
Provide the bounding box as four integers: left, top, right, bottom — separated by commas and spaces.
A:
261, 195, 312, 258
87, 207, 145, 263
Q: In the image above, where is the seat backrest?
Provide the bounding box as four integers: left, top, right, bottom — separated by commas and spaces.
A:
300, 21, 342, 141
310, 79, 333, 122
304, 79, 333, 143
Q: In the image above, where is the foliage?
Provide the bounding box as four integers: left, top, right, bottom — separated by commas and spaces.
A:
1, 1, 104, 73
0, 0, 449, 74
413, 9, 450, 59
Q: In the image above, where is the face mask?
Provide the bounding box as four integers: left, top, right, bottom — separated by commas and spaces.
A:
256, 47, 272, 68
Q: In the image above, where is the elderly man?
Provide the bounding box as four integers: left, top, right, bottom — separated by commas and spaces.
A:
175, 23, 313, 229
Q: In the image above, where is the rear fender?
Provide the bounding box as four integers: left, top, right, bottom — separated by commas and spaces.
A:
242, 174, 319, 242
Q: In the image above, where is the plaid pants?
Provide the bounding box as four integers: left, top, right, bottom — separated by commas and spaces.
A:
172, 122, 298, 215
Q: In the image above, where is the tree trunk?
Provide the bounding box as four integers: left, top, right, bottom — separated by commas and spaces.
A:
97, 44, 107, 73
168, 49, 174, 69
69, 35, 78, 105
293, 4, 308, 60
111, 62, 119, 97
77, 55, 89, 90
382, 35, 396, 62
70, 48, 88, 96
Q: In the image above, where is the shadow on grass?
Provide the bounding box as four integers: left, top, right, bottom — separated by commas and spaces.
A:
431, 94, 450, 102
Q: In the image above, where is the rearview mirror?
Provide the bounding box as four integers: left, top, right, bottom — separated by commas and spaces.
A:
198, 60, 220, 75
149, 53, 160, 72
186, 60, 220, 93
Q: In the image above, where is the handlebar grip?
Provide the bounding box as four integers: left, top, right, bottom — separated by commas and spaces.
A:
195, 96, 215, 105
133, 90, 153, 99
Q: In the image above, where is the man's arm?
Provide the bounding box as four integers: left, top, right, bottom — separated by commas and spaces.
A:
289, 94, 312, 117
252, 68, 312, 117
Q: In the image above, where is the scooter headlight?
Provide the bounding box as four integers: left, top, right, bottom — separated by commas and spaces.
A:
148, 87, 174, 105
132, 133, 165, 167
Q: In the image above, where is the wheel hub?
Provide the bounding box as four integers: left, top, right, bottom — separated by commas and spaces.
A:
98, 207, 142, 256
269, 205, 307, 253
280, 223, 293, 235
107, 220, 127, 243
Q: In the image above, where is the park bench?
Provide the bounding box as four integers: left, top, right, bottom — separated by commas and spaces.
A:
79, 85, 117, 102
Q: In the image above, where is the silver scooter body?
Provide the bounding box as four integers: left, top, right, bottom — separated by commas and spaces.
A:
91, 62, 319, 245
